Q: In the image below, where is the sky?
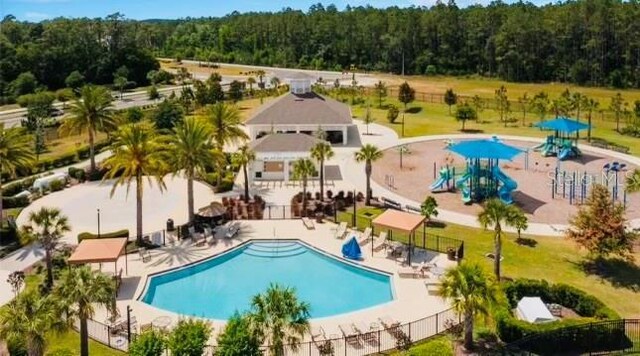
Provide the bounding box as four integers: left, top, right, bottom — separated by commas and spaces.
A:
2, 0, 549, 22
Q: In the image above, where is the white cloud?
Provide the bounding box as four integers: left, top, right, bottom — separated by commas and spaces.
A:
25, 11, 52, 19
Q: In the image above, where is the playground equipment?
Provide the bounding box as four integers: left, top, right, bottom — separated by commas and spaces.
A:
533, 117, 589, 161
431, 138, 523, 205
429, 167, 453, 191
550, 162, 628, 207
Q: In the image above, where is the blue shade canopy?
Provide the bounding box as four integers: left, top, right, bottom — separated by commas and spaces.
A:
534, 117, 590, 133
448, 139, 524, 161
342, 237, 362, 260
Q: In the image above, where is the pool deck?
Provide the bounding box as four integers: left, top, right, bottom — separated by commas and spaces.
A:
96, 219, 455, 351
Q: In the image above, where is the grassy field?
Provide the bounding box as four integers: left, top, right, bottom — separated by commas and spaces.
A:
45, 332, 124, 356
380, 74, 640, 104
338, 208, 640, 317
348, 94, 640, 156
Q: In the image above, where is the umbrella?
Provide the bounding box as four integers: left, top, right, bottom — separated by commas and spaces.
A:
197, 202, 226, 218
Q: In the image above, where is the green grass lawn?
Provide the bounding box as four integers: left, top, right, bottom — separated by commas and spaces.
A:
338, 208, 640, 317
45, 332, 124, 356
348, 95, 640, 156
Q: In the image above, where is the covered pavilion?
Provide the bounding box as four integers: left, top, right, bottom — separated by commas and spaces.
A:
534, 117, 590, 160
372, 209, 426, 264
68, 238, 128, 287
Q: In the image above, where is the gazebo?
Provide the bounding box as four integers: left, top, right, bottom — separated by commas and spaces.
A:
372, 209, 426, 264
444, 138, 523, 204
68, 238, 128, 278
534, 117, 590, 160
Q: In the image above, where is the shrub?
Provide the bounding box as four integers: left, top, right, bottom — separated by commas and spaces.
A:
87, 167, 108, 182
130, 329, 166, 356
68, 167, 86, 182
497, 279, 619, 343
216, 313, 261, 356
2, 195, 30, 209
2, 177, 37, 197
387, 104, 400, 123
77, 229, 129, 243
49, 179, 65, 192
167, 319, 211, 356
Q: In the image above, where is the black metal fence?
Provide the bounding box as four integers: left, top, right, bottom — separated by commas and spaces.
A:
206, 307, 459, 356
504, 319, 640, 355
337, 210, 465, 260
73, 317, 134, 352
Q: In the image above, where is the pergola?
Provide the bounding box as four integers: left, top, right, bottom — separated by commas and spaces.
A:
372, 209, 426, 264
68, 238, 128, 276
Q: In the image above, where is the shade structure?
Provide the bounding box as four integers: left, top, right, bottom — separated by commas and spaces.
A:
342, 237, 362, 260
447, 139, 524, 161
68, 238, 127, 265
372, 209, 426, 233
534, 117, 590, 133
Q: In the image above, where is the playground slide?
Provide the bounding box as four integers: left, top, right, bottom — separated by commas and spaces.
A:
531, 142, 546, 151
541, 143, 556, 157
429, 177, 448, 191
461, 186, 472, 203
558, 147, 572, 161
492, 166, 518, 205
455, 173, 471, 188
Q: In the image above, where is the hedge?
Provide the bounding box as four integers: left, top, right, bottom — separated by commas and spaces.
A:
77, 229, 129, 243
1, 196, 30, 209
2, 176, 38, 197
497, 279, 619, 343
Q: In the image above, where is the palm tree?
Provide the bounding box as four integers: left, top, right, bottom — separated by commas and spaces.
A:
247, 77, 256, 93
199, 102, 249, 150
626, 169, 640, 193
291, 159, 317, 217
270, 76, 281, 89
249, 284, 310, 356
477, 198, 524, 280
354, 144, 384, 205
310, 142, 334, 200
0, 291, 65, 356
21, 207, 70, 289
439, 262, 498, 350
255, 70, 266, 89
61, 85, 115, 172
168, 117, 220, 222
583, 97, 599, 142
232, 145, 256, 203
56, 266, 116, 356
103, 123, 168, 243
0, 125, 34, 228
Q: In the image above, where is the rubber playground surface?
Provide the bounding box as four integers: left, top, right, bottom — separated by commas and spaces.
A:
372, 138, 640, 225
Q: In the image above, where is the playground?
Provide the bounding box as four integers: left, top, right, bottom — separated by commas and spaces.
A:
372, 136, 640, 226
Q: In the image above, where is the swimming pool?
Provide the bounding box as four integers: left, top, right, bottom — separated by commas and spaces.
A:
141, 240, 394, 319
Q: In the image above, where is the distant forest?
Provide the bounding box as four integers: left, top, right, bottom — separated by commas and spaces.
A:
2, 0, 640, 99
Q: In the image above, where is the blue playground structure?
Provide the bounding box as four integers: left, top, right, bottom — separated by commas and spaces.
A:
431, 138, 523, 205
533, 117, 590, 161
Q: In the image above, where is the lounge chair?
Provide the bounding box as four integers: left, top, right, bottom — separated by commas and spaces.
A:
425, 281, 442, 296
355, 321, 379, 344
397, 266, 422, 278
311, 325, 327, 346
138, 247, 151, 263
357, 227, 372, 245
334, 222, 348, 239
372, 232, 388, 252
189, 227, 206, 246
339, 323, 361, 347
151, 231, 163, 246
379, 315, 400, 329
225, 222, 240, 239
302, 217, 315, 230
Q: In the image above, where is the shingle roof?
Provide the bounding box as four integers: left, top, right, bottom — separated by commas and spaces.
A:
250, 133, 324, 153
245, 92, 352, 126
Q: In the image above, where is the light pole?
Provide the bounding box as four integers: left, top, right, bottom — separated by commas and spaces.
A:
401, 112, 405, 137
97, 208, 101, 238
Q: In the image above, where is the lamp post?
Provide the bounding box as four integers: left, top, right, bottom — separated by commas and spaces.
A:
97, 209, 101, 238
401, 112, 405, 137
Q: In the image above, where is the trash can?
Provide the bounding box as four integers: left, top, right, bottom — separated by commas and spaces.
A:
166, 218, 174, 232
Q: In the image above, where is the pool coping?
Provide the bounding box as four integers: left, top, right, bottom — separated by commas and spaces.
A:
134, 238, 397, 319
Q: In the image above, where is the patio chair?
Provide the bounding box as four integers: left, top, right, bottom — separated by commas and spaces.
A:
425, 281, 442, 296
372, 232, 388, 252
334, 222, 348, 239
138, 247, 151, 263
379, 315, 401, 329
311, 325, 327, 347
189, 226, 206, 246
225, 222, 240, 239
339, 323, 361, 347
151, 231, 163, 246
302, 217, 315, 230
357, 227, 372, 245
355, 321, 379, 344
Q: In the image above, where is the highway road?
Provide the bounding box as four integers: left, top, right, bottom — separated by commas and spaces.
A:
0, 63, 381, 128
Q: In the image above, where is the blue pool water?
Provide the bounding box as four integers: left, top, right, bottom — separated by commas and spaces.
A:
141, 241, 393, 319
